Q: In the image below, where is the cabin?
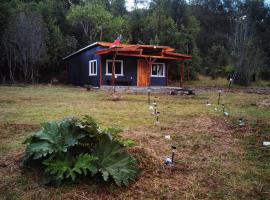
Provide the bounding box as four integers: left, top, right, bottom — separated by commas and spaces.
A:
62, 42, 192, 87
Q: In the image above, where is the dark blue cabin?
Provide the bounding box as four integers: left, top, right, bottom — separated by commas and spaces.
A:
63, 42, 192, 87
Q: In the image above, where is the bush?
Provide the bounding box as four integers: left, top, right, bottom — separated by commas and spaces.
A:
22, 115, 138, 186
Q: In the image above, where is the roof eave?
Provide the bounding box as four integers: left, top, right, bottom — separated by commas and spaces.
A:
62, 42, 99, 60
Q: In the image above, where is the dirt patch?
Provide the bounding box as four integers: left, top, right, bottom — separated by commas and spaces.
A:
0, 117, 249, 199
0, 150, 23, 173
194, 87, 270, 95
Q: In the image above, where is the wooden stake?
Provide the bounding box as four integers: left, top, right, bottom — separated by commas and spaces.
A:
112, 53, 116, 86
180, 62, 185, 87
99, 59, 102, 87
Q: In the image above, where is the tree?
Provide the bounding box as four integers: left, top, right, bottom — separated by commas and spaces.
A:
205, 45, 228, 79
232, 0, 265, 85
67, 3, 111, 45
127, 9, 149, 43
111, 0, 127, 16
2, 4, 47, 83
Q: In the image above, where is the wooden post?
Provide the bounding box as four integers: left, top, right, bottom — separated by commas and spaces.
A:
166, 64, 168, 86
99, 59, 102, 87
180, 62, 185, 87
112, 53, 116, 86
187, 62, 190, 82
148, 60, 151, 87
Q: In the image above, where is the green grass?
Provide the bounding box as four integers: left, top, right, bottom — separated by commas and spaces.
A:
0, 85, 269, 199
178, 75, 270, 88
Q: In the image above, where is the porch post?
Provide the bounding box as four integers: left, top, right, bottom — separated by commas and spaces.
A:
180, 62, 185, 87
166, 63, 169, 86
99, 58, 102, 87
187, 62, 190, 82
148, 61, 151, 87
112, 53, 116, 86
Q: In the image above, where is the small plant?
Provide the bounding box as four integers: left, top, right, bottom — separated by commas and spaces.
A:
22, 115, 138, 186
84, 85, 92, 91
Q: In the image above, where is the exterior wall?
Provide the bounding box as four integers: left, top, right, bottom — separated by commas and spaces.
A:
67, 45, 106, 87
101, 56, 168, 86
101, 55, 138, 86
67, 45, 169, 87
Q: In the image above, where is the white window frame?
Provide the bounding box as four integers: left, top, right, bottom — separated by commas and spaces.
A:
89, 60, 97, 76
105, 59, 124, 76
151, 62, 165, 77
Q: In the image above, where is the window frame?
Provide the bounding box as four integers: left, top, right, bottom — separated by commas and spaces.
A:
105, 59, 124, 76
89, 60, 97, 76
151, 62, 166, 77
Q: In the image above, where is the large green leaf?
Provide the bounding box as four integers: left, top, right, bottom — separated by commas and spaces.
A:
75, 115, 100, 135
43, 154, 97, 181
92, 136, 139, 186
24, 117, 85, 160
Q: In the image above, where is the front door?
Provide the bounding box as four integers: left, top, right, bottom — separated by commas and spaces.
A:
137, 59, 148, 87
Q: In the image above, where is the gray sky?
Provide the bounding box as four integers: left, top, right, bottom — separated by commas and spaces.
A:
126, 0, 150, 11
125, 0, 270, 11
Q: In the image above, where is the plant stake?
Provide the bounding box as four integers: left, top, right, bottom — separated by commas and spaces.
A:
147, 88, 151, 104
222, 104, 229, 116
171, 145, 176, 163
152, 101, 157, 115
155, 111, 160, 124
218, 90, 222, 105
238, 118, 245, 126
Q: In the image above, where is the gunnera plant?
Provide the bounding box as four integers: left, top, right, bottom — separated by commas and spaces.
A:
22, 115, 138, 186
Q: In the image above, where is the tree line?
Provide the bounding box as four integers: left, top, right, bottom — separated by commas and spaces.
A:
0, 0, 269, 85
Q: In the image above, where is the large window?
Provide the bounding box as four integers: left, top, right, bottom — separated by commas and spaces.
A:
106, 60, 124, 76
89, 60, 97, 76
151, 63, 165, 77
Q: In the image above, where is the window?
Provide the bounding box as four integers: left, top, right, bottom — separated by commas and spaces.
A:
106, 60, 124, 76
89, 60, 97, 76
151, 63, 165, 77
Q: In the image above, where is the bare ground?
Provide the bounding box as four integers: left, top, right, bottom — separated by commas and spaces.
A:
0, 117, 254, 200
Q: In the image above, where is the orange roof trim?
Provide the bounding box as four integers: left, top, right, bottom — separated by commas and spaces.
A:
63, 41, 191, 60
96, 42, 192, 60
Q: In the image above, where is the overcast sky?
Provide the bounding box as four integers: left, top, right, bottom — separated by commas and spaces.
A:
125, 0, 270, 11
126, 0, 150, 11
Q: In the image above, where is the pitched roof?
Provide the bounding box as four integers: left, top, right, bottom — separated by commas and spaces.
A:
63, 41, 191, 60
96, 44, 192, 60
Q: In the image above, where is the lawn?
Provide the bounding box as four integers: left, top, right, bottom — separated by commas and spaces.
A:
0, 85, 269, 199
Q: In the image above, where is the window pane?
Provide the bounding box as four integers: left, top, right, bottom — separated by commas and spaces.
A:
152, 64, 158, 75
93, 62, 96, 74
91, 62, 94, 74
107, 62, 112, 74
115, 62, 122, 74
157, 64, 163, 76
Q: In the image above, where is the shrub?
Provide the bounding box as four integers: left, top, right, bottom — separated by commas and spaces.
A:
22, 115, 138, 186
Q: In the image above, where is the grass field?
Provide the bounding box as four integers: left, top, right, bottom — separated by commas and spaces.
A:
0, 85, 269, 199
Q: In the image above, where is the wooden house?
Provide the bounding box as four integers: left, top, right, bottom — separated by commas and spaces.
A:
63, 42, 192, 87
